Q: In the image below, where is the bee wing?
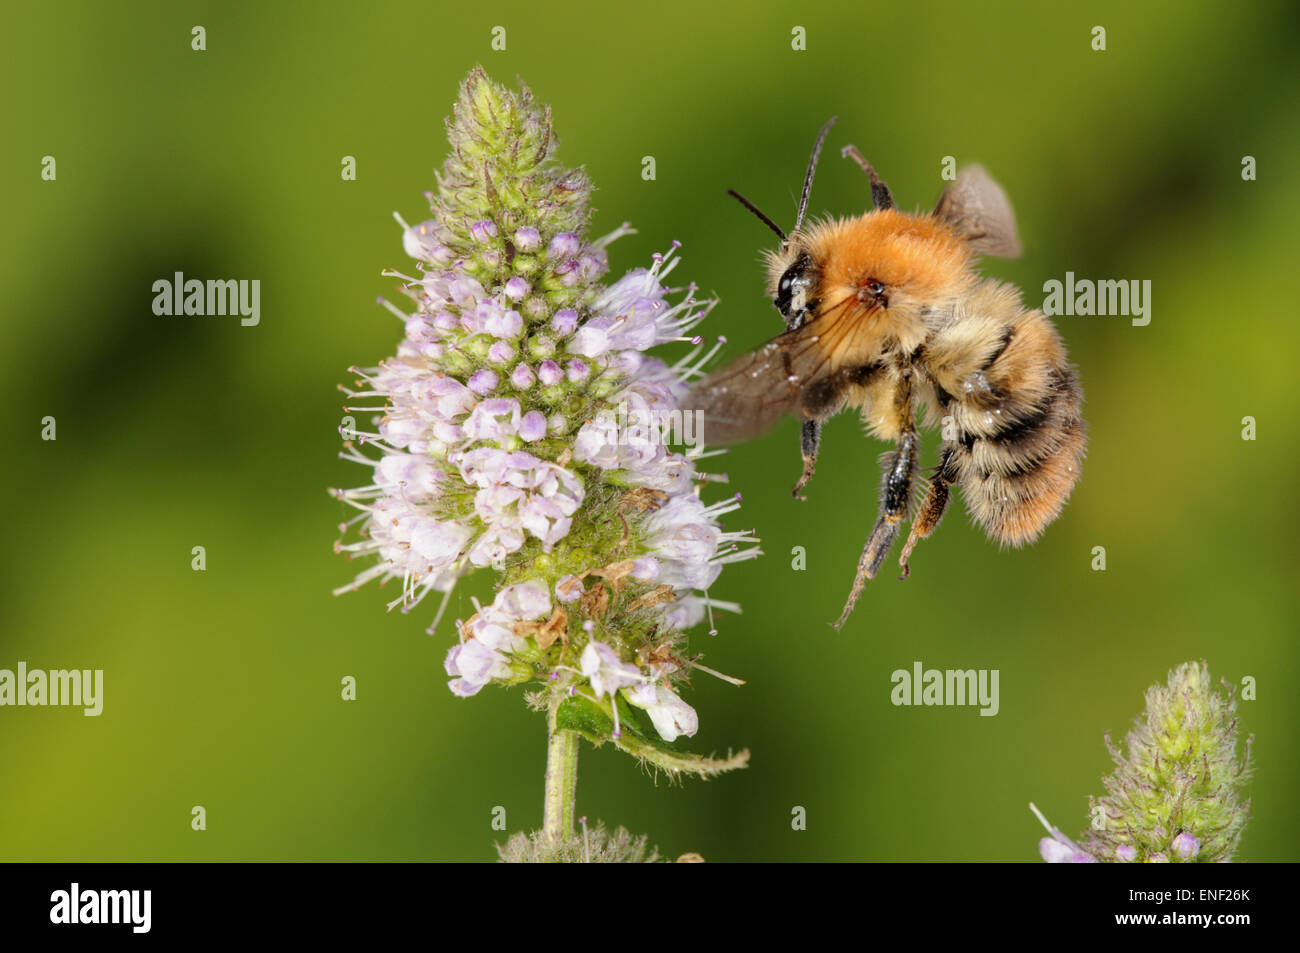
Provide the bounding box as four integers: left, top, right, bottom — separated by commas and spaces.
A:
933, 165, 1022, 259
685, 305, 860, 445
684, 335, 806, 445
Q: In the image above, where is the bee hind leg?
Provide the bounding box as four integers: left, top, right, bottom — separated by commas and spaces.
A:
792, 419, 821, 499
832, 430, 918, 629
898, 446, 957, 580
841, 144, 895, 210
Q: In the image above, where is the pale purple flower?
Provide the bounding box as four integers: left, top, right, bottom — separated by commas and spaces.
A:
468, 524, 527, 567
445, 640, 505, 696
622, 448, 696, 495
646, 497, 719, 562
1030, 804, 1098, 863
404, 316, 438, 346
474, 484, 526, 523
467, 369, 498, 396
454, 448, 584, 555
495, 579, 551, 620
470, 219, 498, 243
657, 595, 707, 631
462, 398, 521, 442
377, 414, 423, 450
581, 642, 644, 699
448, 276, 486, 306
572, 412, 621, 468
630, 557, 660, 582
1171, 833, 1199, 860
518, 410, 547, 442
570, 316, 615, 357
627, 683, 698, 742
556, 259, 582, 287
548, 232, 579, 259
376, 454, 442, 500
459, 303, 488, 334
643, 496, 723, 589
400, 218, 449, 262
485, 308, 524, 338
510, 363, 535, 389
410, 519, 473, 567
444, 599, 532, 696
456, 446, 515, 486
416, 272, 455, 307
427, 375, 477, 419
537, 360, 563, 386
551, 308, 579, 337
588, 248, 711, 350
431, 420, 462, 445
520, 497, 573, 546
528, 459, 584, 504
513, 226, 540, 251
555, 574, 584, 604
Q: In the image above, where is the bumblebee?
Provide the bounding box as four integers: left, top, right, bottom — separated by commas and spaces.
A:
687, 119, 1085, 627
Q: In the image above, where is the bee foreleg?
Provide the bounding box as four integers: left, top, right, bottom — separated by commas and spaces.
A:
792, 419, 821, 499
833, 429, 918, 629
898, 446, 957, 580
794, 363, 884, 502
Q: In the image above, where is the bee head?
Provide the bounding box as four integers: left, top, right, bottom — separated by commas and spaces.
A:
772, 249, 818, 325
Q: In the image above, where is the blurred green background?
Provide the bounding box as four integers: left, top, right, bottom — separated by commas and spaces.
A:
2, 0, 1296, 862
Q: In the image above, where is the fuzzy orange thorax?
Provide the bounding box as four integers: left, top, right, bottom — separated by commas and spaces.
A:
802, 209, 975, 302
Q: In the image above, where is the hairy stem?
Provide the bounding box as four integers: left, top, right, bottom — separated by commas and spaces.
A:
543, 697, 580, 843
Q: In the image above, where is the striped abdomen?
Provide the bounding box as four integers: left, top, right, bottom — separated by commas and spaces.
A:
924, 283, 1086, 546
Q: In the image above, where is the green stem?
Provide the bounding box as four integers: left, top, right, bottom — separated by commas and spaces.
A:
543, 699, 580, 844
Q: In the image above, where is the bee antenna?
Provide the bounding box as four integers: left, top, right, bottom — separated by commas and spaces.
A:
726, 189, 787, 242
795, 116, 838, 232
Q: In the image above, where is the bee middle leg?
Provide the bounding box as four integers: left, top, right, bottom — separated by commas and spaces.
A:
833, 428, 918, 629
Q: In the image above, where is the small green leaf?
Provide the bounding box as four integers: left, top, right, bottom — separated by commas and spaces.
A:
556, 694, 749, 781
